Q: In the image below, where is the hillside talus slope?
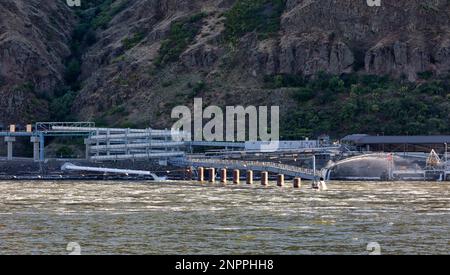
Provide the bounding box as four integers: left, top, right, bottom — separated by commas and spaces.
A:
72, 0, 450, 129
0, 0, 74, 125
0, 0, 449, 137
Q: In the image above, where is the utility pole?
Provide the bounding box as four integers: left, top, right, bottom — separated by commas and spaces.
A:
313, 154, 316, 183
445, 143, 448, 163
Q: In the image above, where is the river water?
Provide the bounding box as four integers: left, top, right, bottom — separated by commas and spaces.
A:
0, 180, 448, 255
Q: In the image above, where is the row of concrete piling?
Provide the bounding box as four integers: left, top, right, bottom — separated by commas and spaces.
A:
186, 167, 303, 188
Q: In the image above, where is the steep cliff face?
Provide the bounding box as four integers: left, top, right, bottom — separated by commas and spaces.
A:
1, 0, 449, 132
70, 0, 450, 128
257, 0, 450, 79
0, 0, 75, 124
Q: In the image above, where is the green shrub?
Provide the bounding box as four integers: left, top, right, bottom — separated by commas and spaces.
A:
122, 32, 145, 50
14, 82, 35, 93
418, 71, 434, 80
56, 146, 74, 158
50, 91, 76, 121
224, 0, 286, 44
65, 59, 81, 84
263, 74, 305, 88
107, 105, 128, 116
92, 13, 112, 29
154, 13, 206, 66
192, 81, 206, 96
282, 73, 450, 138
293, 87, 315, 102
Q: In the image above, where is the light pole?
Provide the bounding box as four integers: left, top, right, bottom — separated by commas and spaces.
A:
313, 154, 317, 183
445, 143, 448, 165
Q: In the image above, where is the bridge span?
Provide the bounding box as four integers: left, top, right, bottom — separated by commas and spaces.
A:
171, 157, 321, 180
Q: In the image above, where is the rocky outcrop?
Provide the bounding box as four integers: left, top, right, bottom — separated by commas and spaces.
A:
0, 0, 74, 124
1, 0, 450, 127
69, 0, 450, 126
278, 0, 450, 79
277, 32, 354, 75
365, 33, 450, 80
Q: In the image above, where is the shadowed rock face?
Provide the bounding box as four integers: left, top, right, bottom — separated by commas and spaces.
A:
274, 0, 450, 79
72, 0, 450, 126
0, 0, 74, 124
1, 0, 450, 125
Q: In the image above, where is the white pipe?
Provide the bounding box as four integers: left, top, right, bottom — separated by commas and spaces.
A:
61, 163, 165, 180
88, 132, 187, 140
52, 126, 187, 137
90, 141, 185, 150
90, 152, 184, 161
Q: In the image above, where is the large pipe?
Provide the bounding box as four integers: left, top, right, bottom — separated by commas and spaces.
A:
89, 141, 185, 150
89, 152, 184, 161
61, 163, 164, 180
88, 132, 179, 140
53, 126, 188, 139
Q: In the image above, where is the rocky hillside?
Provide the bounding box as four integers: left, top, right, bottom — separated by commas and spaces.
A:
1, 0, 450, 137
0, 0, 74, 124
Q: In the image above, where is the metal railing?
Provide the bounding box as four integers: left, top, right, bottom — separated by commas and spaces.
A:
35, 122, 95, 132
173, 157, 319, 179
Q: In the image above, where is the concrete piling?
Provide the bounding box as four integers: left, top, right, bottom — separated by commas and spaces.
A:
220, 168, 227, 184
293, 177, 302, 188
84, 138, 90, 160
246, 170, 253, 185
261, 171, 268, 186
277, 174, 285, 187
198, 167, 204, 182
209, 168, 216, 183
30, 136, 40, 162
4, 137, 16, 160
233, 169, 240, 184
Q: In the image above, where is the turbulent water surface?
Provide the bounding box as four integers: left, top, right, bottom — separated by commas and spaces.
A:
0, 181, 448, 254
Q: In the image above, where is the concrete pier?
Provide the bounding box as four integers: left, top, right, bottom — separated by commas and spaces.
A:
220, 168, 227, 184
208, 168, 216, 183
30, 136, 40, 162
233, 169, 240, 184
246, 170, 253, 185
4, 137, 16, 160
293, 177, 302, 188
277, 174, 285, 187
198, 167, 204, 182
261, 171, 268, 186
84, 138, 90, 160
